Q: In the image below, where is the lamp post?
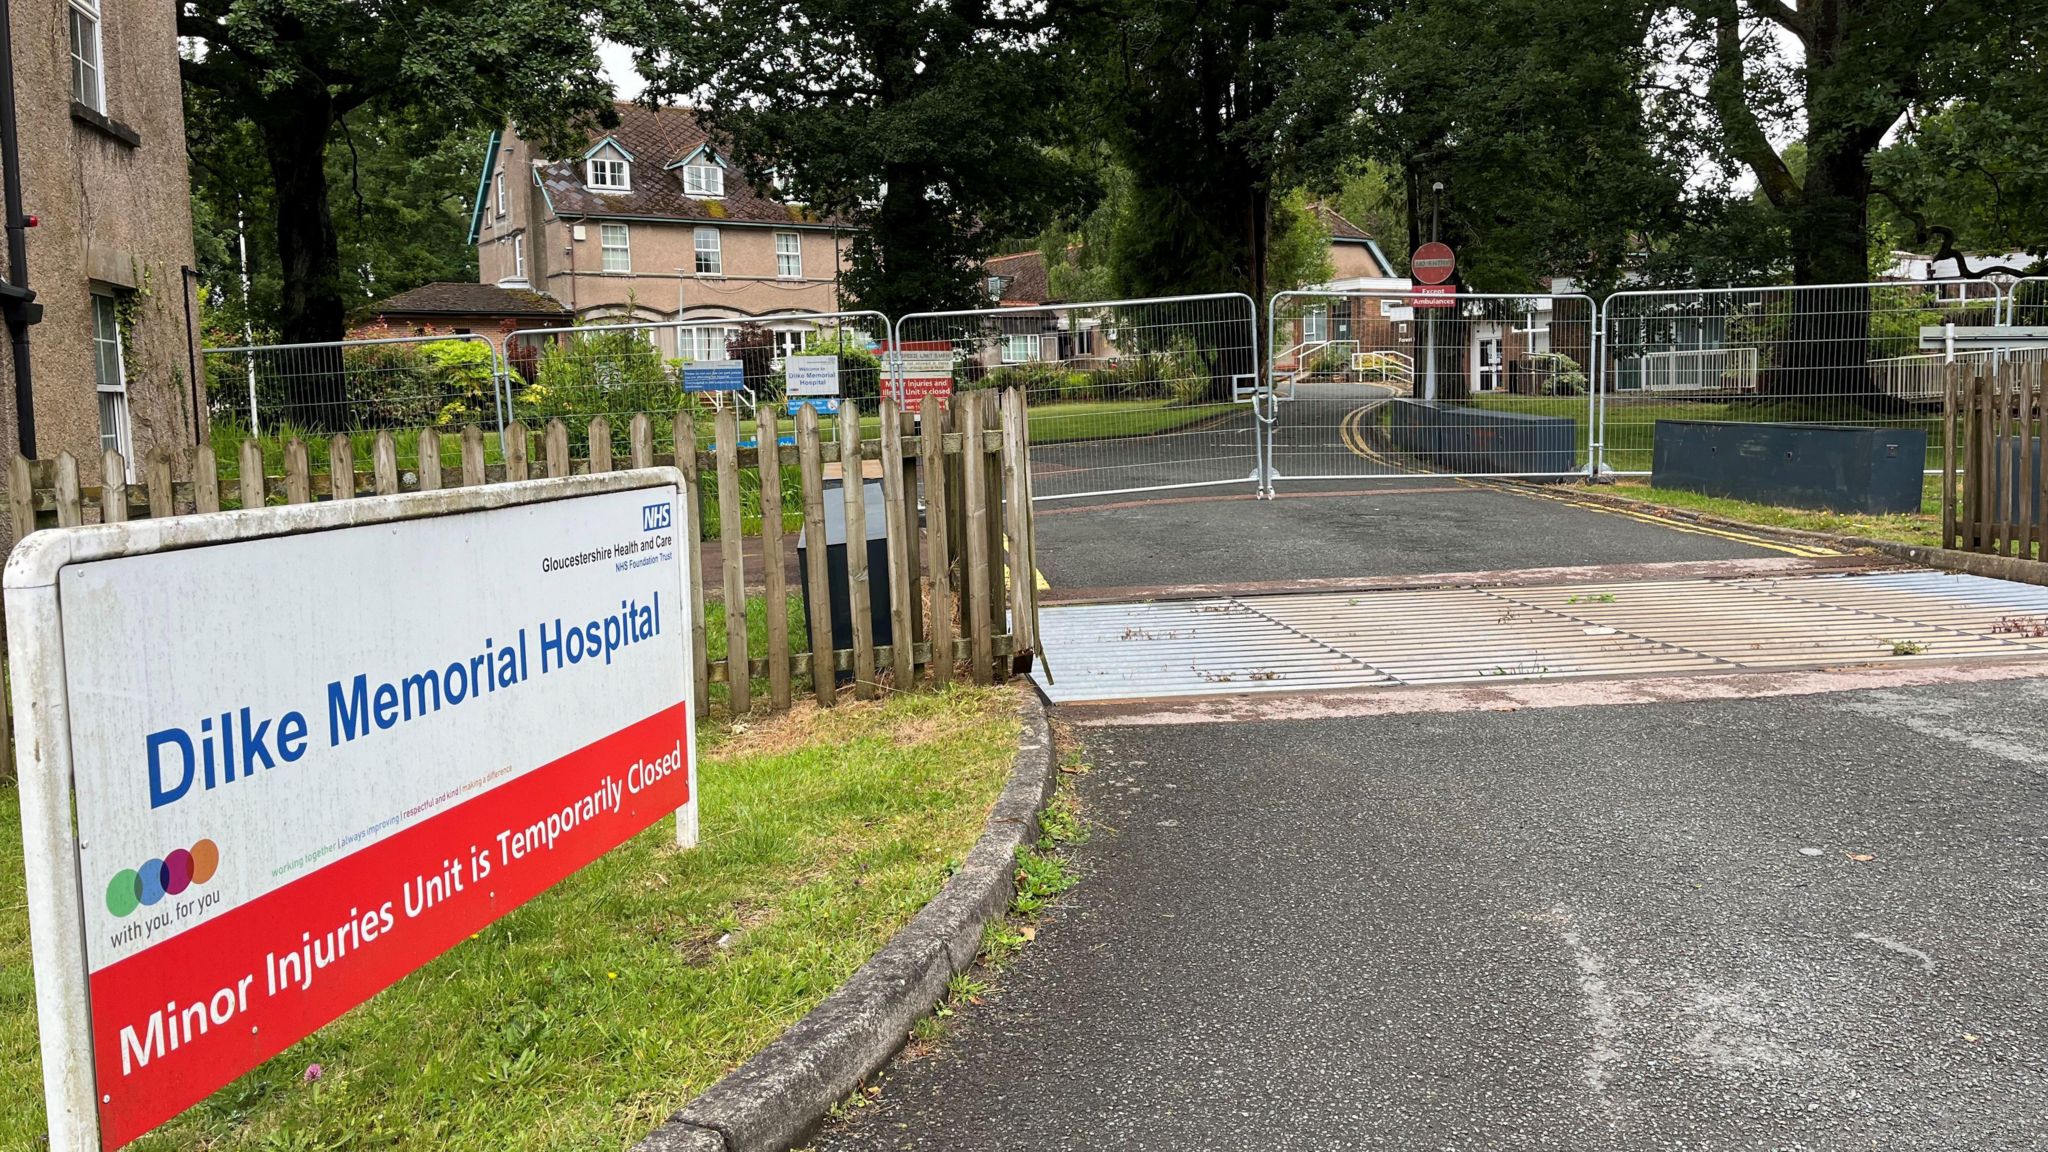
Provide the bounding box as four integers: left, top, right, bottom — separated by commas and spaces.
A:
1424, 181, 1444, 400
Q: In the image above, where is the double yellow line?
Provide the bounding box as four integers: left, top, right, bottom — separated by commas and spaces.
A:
1331, 401, 1837, 558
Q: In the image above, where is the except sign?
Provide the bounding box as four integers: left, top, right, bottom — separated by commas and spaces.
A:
1410, 242, 1456, 286
682, 361, 745, 393
6, 474, 694, 1150
1409, 284, 1459, 309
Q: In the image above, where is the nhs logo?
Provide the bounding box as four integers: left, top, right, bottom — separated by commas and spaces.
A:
641, 502, 673, 532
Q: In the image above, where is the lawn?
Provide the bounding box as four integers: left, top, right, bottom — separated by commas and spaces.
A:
0, 686, 1019, 1151
1606, 477, 1945, 549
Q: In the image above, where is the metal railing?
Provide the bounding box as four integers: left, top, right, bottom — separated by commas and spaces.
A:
1267, 289, 1599, 484
1596, 279, 2009, 476
202, 332, 504, 439
891, 293, 1262, 501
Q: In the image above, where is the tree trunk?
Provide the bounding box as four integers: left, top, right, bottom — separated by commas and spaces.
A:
1770, 124, 1876, 402
257, 90, 349, 431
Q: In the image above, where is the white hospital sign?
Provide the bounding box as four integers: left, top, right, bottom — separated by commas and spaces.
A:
7, 471, 695, 1151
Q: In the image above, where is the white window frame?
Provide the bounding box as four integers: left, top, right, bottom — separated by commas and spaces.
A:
1002, 333, 1037, 364
69, 0, 105, 113
599, 223, 630, 273
986, 276, 1005, 301
495, 171, 507, 216
682, 325, 738, 361
512, 235, 526, 280
775, 231, 802, 279
587, 156, 631, 192
683, 164, 725, 198
91, 291, 133, 469
1303, 306, 1328, 343
694, 226, 722, 276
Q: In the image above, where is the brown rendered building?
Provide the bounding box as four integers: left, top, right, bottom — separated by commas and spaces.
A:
1, 0, 204, 523
471, 102, 861, 361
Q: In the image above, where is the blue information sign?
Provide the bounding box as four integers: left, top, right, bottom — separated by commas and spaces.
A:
787, 397, 842, 417
682, 362, 745, 393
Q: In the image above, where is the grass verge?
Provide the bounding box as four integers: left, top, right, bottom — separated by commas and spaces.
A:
1, 687, 1019, 1151
1607, 477, 1944, 548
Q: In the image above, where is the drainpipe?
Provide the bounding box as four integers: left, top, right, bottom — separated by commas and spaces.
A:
0, 0, 42, 456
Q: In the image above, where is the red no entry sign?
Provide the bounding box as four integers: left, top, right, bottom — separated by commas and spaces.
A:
1411, 242, 1456, 285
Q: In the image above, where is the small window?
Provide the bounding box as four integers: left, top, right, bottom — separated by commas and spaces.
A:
772, 329, 805, 361
69, 0, 104, 112
587, 156, 631, 191
683, 163, 725, 198
694, 226, 722, 276
775, 232, 802, 279
1002, 333, 1037, 364
1075, 327, 1095, 355
1303, 307, 1327, 343
495, 171, 507, 216
600, 223, 630, 273
91, 292, 132, 465
683, 326, 737, 361
986, 276, 1005, 301
512, 235, 526, 279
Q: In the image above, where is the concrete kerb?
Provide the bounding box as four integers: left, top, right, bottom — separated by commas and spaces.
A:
633, 683, 1058, 1152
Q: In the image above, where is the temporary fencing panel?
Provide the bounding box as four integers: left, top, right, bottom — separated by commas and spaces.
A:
1597, 280, 2008, 476
202, 333, 503, 439
891, 293, 1262, 500
501, 310, 892, 438
1266, 290, 1598, 483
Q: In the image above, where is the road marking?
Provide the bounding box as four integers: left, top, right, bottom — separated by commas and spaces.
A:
1332, 402, 1836, 559
1852, 932, 1935, 972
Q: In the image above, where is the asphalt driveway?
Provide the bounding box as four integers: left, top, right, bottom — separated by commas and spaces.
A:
812, 673, 2048, 1151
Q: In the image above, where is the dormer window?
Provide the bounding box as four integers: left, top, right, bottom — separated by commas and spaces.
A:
986, 276, 1006, 301
683, 163, 724, 198
588, 156, 631, 191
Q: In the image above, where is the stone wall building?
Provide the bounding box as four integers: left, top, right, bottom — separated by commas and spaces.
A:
1, 0, 204, 542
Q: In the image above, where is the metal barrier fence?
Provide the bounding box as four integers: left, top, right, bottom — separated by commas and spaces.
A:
202, 332, 504, 440
892, 293, 1261, 500
1596, 280, 2007, 476
1267, 290, 1598, 484
2010, 276, 2048, 327
501, 310, 893, 444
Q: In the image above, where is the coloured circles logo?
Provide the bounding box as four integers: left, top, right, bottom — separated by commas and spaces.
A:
106, 839, 221, 917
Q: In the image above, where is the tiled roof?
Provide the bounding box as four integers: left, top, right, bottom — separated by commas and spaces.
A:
535, 102, 850, 229
1310, 203, 1374, 242
985, 249, 1054, 305
371, 282, 568, 317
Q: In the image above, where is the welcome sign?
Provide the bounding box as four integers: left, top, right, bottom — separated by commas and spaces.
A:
6, 472, 695, 1150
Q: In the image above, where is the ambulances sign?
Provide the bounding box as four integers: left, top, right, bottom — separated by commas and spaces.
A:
5, 471, 695, 1151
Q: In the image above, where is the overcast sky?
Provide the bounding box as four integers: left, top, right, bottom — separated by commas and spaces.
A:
601, 42, 646, 99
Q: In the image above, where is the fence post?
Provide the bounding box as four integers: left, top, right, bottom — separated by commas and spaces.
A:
757, 405, 791, 710
961, 391, 993, 685
879, 397, 914, 690
714, 407, 750, 715
1001, 388, 1035, 662
234, 441, 262, 510
461, 426, 487, 486
674, 410, 709, 717
143, 449, 174, 518
839, 400, 877, 699
919, 397, 953, 688
417, 429, 442, 491
898, 406, 924, 665
10, 455, 34, 538
328, 435, 355, 502
795, 403, 836, 706
100, 452, 128, 523
52, 452, 81, 527
372, 431, 399, 495
504, 422, 530, 482
588, 417, 614, 474
545, 420, 569, 478
283, 440, 311, 505
630, 413, 653, 470
192, 445, 220, 513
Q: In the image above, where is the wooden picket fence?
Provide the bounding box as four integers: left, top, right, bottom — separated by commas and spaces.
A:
0, 390, 1043, 780
1944, 359, 2048, 557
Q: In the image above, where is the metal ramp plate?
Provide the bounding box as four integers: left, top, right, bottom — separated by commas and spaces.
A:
1032, 570, 2048, 704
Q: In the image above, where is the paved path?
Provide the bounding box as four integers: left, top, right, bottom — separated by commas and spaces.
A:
813, 669, 2048, 1151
